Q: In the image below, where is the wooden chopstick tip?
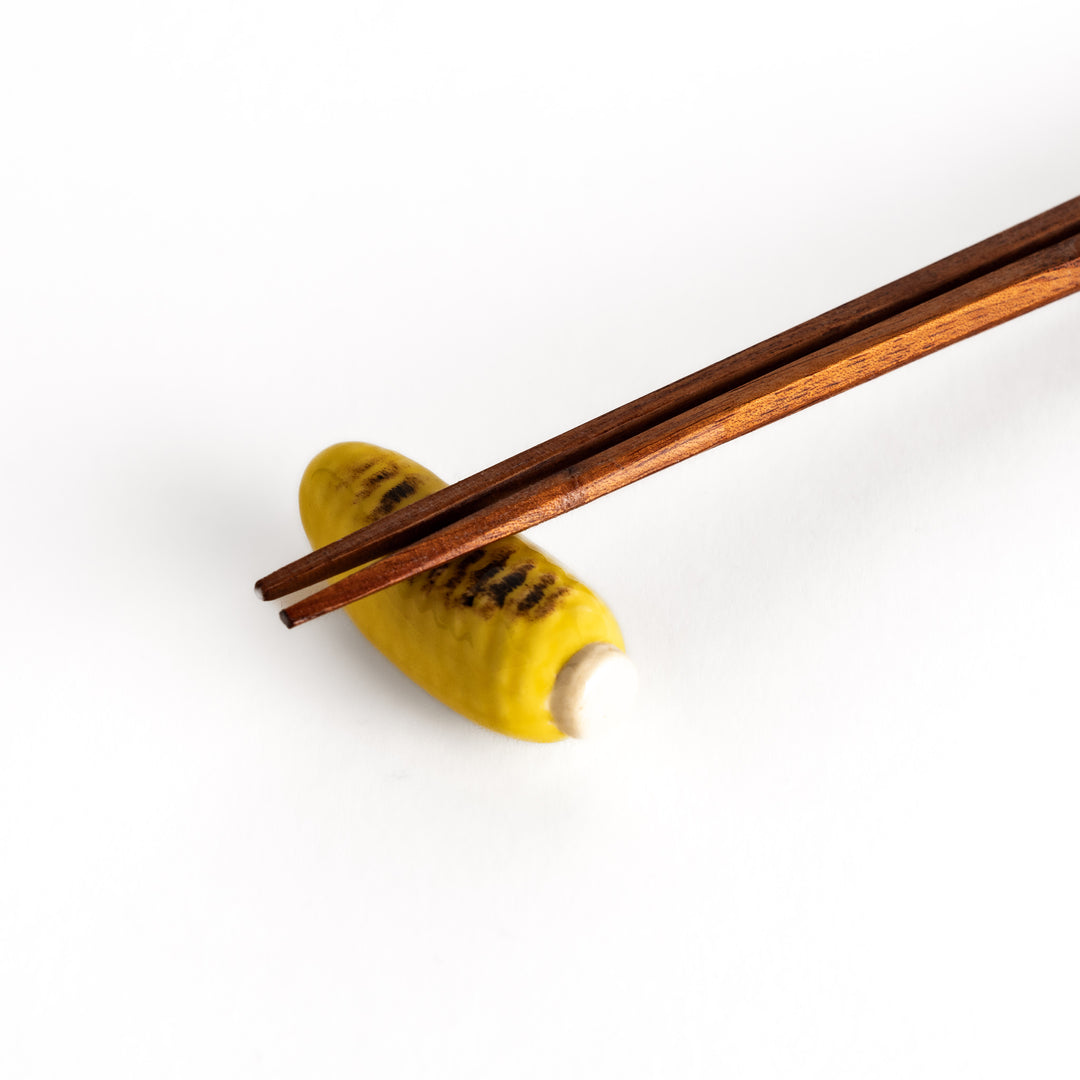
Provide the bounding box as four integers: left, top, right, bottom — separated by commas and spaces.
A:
274, 579, 336, 627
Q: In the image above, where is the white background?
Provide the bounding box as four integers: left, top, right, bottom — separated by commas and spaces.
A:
2, 2, 1079, 1077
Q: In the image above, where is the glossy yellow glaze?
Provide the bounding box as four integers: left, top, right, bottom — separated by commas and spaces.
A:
298, 442, 626, 742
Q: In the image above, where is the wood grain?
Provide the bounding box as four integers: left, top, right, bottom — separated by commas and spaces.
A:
257, 195, 1080, 603
280, 229, 1080, 628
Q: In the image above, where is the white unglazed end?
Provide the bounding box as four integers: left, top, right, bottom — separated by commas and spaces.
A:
549, 643, 637, 739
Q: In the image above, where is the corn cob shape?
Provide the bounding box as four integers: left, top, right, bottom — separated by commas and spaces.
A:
298, 442, 634, 742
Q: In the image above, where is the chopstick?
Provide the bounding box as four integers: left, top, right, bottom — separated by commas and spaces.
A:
260, 197, 1080, 628
258, 196, 1080, 605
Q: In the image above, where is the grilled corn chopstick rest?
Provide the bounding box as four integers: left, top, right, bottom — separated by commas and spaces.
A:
298, 442, 634, 742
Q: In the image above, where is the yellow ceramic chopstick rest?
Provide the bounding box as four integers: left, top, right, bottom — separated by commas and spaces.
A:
299, 442, 635, 742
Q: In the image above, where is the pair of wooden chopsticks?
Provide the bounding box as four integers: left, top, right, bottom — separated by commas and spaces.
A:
258, 195, 1080, 628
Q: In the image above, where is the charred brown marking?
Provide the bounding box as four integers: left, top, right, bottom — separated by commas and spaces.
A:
345, 458, 381, 484
437, 547, 487, 594
422, 564, 449, 590
526, 585, 569, 620
409, 544, 569, 620
355, 463, 400, 501
512, 568, 569, 619
459, 549, 512, 608
516, 573, 555, 614
469, 549, 512, 586
487, 563, 534, 608
376, 475, 419, 517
